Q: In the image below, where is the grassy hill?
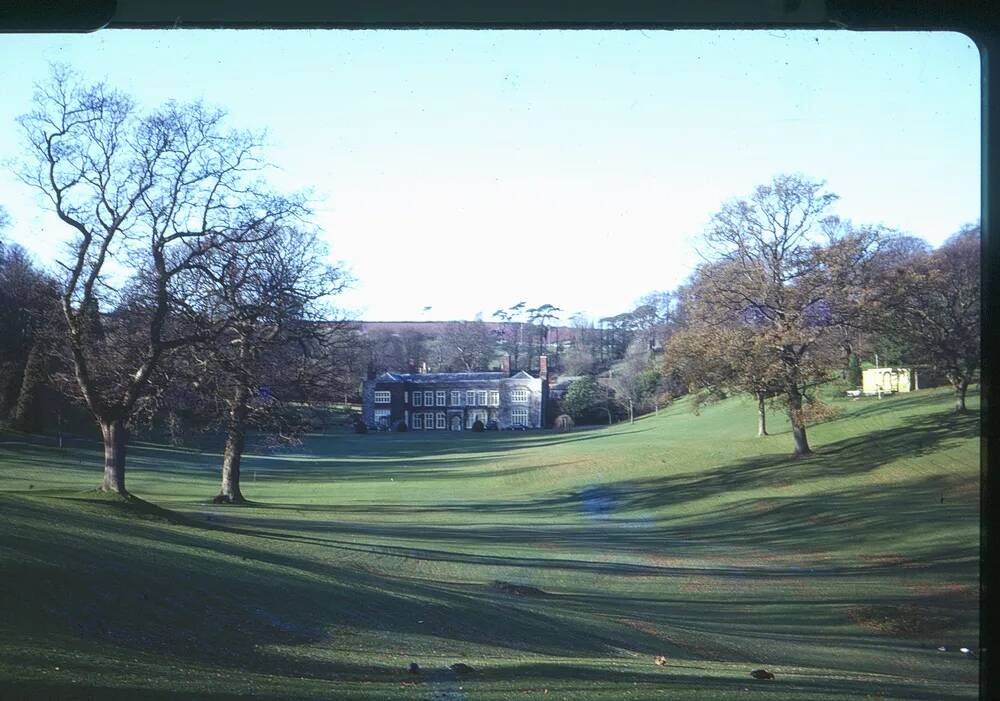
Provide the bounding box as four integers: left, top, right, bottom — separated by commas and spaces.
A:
0, 386, 979, 700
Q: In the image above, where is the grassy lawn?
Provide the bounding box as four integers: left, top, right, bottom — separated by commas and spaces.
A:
0, 386, 980, 700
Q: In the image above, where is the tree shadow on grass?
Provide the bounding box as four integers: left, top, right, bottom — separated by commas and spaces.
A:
169, 407, 979, 587
470, 664, 975, 700
823, 387, 979, 426
0, 493, 649, 671
308, 407, 976, 519
1, 426, 628, 485
1, 665, 977, 701
596, 409, 977, 513
202, 477, 975, 584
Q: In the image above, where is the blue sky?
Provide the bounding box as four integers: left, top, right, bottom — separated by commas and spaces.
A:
0, 30, 980, 322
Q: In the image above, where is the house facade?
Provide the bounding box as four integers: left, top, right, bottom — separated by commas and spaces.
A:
361, 357, 549, 431
862, 367, 915, 395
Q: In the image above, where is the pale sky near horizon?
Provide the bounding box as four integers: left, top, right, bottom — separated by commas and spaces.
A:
0, 30, 981, 322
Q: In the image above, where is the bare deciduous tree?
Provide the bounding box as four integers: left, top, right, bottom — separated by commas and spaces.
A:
17, 66, 305, 496
185, 226, 347, 504
434, 319, 496, 371
608, 339, 661, 424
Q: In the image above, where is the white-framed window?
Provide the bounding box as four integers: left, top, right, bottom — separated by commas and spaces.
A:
374, 409, 391, 427
404, 391, 409, 403
425, 412, 435, 430
466, 390, 476, 406
436, 412, 446, 429
476, 390, 487, 406
374, 390, 391, 404
423, 391, 434, 406
511, 408, 529, 426
488, 390, 499, 406
412, 413, 423, 429
436, 391, 446, 406
413, 391, 422, 406
510, 388, 529, 403
451, 390, 462, 406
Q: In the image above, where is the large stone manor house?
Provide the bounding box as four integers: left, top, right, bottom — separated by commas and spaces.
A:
361, 356, 549, 431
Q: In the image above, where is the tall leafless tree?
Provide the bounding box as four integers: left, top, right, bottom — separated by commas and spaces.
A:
607, 338, 662, 424
434, 319, 496, 371
492, 302, 528, 371
184, 226, 347, 503
526, 303, 562, 367
17, 66, 305, 496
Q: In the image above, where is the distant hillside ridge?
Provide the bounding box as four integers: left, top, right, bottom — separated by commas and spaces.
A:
349, 320, 576, 341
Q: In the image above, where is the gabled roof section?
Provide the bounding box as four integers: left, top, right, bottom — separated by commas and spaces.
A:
508, 370, 535, 380
377, 372, 403, 382
388, 371, 505, 383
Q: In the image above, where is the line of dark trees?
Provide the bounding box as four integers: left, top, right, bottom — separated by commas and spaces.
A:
355, 295, 676, 382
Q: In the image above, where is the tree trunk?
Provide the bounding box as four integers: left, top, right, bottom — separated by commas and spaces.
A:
12, 341, 45, 433
215, 385, 250, 504
786, 382, 812, 457
628, 400, 634, 424
756, 392, 768, 437
954, 378, 969, 412
100, 417, 128, 496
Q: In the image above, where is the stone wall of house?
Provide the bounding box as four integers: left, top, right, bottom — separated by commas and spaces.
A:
361, 371, 547, 430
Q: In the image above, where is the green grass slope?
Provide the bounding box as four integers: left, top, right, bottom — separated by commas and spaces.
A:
0, 386, 979, 700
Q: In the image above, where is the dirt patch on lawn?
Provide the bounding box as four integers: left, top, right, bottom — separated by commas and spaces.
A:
488, 580, 547, 597
846, 604, 960, 638
857, 553, 909, 566
904, 582, 978, 602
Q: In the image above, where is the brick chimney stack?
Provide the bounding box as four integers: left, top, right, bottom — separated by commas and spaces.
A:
539, 355, 548, 380
500, 353, 511, 376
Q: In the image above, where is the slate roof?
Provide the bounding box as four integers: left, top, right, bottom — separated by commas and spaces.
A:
376, 371, 506, 383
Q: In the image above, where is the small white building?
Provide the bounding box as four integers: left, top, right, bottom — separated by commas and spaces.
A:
862, 367, 915, 396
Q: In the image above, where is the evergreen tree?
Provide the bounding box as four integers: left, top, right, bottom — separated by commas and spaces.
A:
847, 353, 862, 388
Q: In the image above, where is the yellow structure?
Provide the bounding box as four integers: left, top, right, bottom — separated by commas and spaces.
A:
862, 367, 913, 395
